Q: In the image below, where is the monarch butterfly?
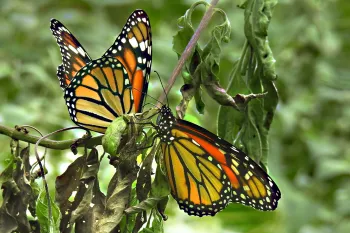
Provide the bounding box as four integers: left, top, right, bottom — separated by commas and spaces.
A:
155, 105, 281, 216
50, 10, 152, 133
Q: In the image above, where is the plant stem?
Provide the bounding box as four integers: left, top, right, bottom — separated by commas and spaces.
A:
157, 0, 220, 106
0, 125, 102, 150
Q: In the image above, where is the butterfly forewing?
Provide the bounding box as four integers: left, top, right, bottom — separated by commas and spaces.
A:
50, 19, 92, 89
64, 57, 133, 133
103, 9, 152, 113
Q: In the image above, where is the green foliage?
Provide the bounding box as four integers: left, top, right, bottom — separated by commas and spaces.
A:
36, 191, 60, 233
0, 144, 42, 232
218, 0, 278, 167
173, 1, 235, 115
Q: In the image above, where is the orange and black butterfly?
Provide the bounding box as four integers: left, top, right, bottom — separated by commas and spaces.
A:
50, 10, 152, 133
155, 105, 281, 216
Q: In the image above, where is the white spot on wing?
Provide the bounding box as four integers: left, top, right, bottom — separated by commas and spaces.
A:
77, 47, 86, 57
68, 45, 78, 54
129, 37, 138, 48
192, 139, 200, 147
139, 41, 145, 51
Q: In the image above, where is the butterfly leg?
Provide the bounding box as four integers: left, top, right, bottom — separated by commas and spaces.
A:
138, 134, 159, 151
126, 134, 159, 153
130, 121, 157, 129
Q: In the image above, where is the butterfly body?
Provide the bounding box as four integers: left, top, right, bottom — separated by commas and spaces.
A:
156, 105, 281, 216
50, 10, 152, 133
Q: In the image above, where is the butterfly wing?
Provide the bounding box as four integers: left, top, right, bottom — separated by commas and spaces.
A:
50, 19, 92, 90
103, 9, 152, 113
162, 119, 281, 216
64, 57, 133, 133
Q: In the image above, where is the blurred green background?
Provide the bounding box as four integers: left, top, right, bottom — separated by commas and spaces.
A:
0, 0, 349, 232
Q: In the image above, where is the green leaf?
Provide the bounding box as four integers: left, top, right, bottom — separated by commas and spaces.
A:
201, 8, 231, 80
96, 172, 137, 232
240, 103, 265, 163
151, 161, 170, 199
172, 3, 197, 57
244, 0, 278, 81
190, 51, 205, 113
218, 0, 279, 167
173, 2, 205, 115
29, 181, 40, 217
139, 211, 164, 233
102, 116, 128, 157
0, 158, 15, 184
151, 163, 170, 217
217, 46, 249, 142
36, 191, 60, 233
174, 1, 233, 115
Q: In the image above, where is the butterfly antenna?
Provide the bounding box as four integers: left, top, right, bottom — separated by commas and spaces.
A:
130, 87, 164, 107
154, 71, 169, 106
143, 102, 160, 110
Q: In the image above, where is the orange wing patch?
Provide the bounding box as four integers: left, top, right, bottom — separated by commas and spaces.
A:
183, 131, 227, 165
123, 48, 137, 77
132, 70, 144, 112
82, 75, 99, 90
102, 67, 117, 92
75, 86, 100, 101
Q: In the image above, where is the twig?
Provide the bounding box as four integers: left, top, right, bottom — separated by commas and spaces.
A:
0, 125, 102, 149
157, 0, 220, 106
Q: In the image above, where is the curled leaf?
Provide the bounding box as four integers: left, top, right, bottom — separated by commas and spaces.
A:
244, 0, 278, 81
173, 2, 232, 116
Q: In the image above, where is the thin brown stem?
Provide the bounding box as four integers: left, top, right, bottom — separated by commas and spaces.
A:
0, 124, 102, 150
157, 0, 220, 106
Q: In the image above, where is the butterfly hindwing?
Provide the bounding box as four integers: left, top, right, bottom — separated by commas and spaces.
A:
103, 9, 152, 113
50, 19, 92, 89
64, 57, 133, 133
